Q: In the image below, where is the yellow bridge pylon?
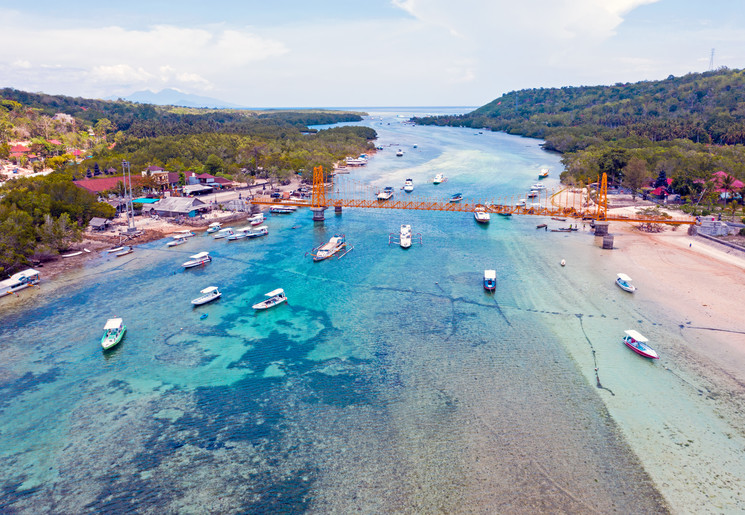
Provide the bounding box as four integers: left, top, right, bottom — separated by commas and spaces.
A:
250, 168, 694, 225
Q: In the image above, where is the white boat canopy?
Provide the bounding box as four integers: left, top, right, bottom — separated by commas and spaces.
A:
617, 273, 633, 282
104, 318, 123, 330
484, 270, 497, 280
624, 329, 648, 342
200, 286, 219, 294
189, 252, 210, 259
265, 288, 285, 297
208, 222, 221, 227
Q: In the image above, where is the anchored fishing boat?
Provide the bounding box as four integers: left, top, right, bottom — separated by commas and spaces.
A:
474, 207, 490, 223
403, 178, 414, 192
483, 270, 497, 291
252, 288, 288, 310
206, 222, 222, 234
182, 251, 211, 268
101, 318, 126, 350
191, 286, 221, 306
616, 273, 636, 292
311, 234, 348, 261
622, 330, 659, 359
0, 269, 40, 298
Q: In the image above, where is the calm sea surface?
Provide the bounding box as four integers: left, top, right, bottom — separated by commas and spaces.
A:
1, 107, 743, 513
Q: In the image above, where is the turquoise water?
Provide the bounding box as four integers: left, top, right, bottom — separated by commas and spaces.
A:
1, 108, 744, 513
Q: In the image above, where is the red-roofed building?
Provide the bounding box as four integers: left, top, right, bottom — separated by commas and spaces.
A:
73, 175, 143, 194
189, 172, 234, 188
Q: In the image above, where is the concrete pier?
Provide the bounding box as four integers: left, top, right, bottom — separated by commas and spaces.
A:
594, 221, 609, 236
311, 207, 327, 222
334, 205, 342, 214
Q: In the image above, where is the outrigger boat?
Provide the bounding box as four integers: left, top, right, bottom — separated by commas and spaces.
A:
191, 286, 221, 306
213, 227, 234, 239
312, 234, 348, 261
538, 168, 549, 179
0, 269, 40, 298
474, 207, 490, 223
206, 222, 222, 234
616, 273, 636, 293
115, 246, 133, 257
623, 330, 659, 359
227, 227, 250, 240
101, 318, 126, 350
245, 225, 268, 238
252, 288, 288, 310
483, 270, 497, 291
403, 178, 414, 192
449, 193, 463, 202
433, 173, 445, 184
182, 251, 211, 268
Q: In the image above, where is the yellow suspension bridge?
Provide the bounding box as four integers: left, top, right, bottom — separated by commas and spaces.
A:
252, 166, 695, 225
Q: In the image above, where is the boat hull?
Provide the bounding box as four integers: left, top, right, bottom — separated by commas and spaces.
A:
252, 296, 287, 310
616, 278, 636, 292
192, 292, 221, 305
623, 336, 659, 359
483, 280, 496, 291
101, 326, 126, 350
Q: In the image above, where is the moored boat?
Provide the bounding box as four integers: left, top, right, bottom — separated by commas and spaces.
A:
115, 246, 133, 256
622, 330, 659, 359
245, 225, 269, 238
399, 224, 412, 248
531, 183, 546, 190
206, 222, 222, 234
312, 234, 347, 261
433, 173, 445, 184
377, 186, 394, 200
270, 206, 297, 214
101, 318, 126, 350
249, 213, 266, 225
252, 288, 288, 310
191, 286, 221, 305
396, 149, 404, 157
167, 237, 188, 247
403, 178, 414, 192
538, 168, 549, 179
497, 212, 512, 217
483, 270, 496, 291
474, 207, 490, 223
0, 269, 40, 298
449, 193, 463, 202
227, 227, 250, 240
616, 273, 636, 292
172, 230, 195, 239
182, 251, 211, 268
213, 227, 234, 239
345, 156, 368, 166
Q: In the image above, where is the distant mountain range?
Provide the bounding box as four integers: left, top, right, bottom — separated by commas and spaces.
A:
106, 88, 244, 109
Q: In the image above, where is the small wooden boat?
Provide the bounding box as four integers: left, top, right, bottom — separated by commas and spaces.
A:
551, 217, 567, 222
312, 234, 347, 261
191, 286, 221, 305
252, 288, 287, 310
101, 318, 126, 350
107, 246, 124, 253
206, 222, 222, 234
536, 224, 547, 230
449, 193, 463, 202
616, 273, 636, 292
623, 330, 659, 359
115, 246, 133, 257
182, 251, 211, 268
483, 270, 496, 291
62, 251, 83, 258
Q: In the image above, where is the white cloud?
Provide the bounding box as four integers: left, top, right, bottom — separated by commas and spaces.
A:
12, 59, 31, 68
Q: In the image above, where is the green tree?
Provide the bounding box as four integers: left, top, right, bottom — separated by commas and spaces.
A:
623, 158, 649, 199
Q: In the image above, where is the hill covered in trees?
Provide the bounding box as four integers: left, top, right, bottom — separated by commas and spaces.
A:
413, 69, 745, 197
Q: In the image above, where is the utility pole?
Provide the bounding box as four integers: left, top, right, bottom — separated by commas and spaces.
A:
709, 48, 715, 71
122, 160, 136, 233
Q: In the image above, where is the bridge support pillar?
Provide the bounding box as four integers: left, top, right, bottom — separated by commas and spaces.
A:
334, 205, 342, 215
593, 221, 609, 236
311, 207, 327, 222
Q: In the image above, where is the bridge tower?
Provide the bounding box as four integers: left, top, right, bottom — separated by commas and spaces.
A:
596, 173, 608, 221
311, 165, 328, 221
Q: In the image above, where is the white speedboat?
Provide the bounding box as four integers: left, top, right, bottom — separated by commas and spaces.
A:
270, 206, 297, 214
0, 269, 40, 298
377, 186, 394, 201
182, 251, 211, 268
249, 213, 266, 225
616, 273, 636, 292
433, 173, 444, 184
474, 207, 490, 223
252, 288, 288, 310
623, 330, 659, 359
538, 168, 549, 179
246, 225, 269, 238
191, 286, 221, 305
312, 234, 346, 261
167, 237, 188, 247
213, 227, 234, 239
403, 178, 414, 192
227, 227, 250, 241
399, 224, 412, 248
483, 270, 497, 291
206, 222, 222, 234
101, 318, 126, 350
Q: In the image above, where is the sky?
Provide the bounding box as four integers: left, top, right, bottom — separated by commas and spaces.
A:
1, 0, 744, 108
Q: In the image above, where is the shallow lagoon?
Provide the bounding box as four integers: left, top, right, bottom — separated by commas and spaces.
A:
1, 108, 743, 513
